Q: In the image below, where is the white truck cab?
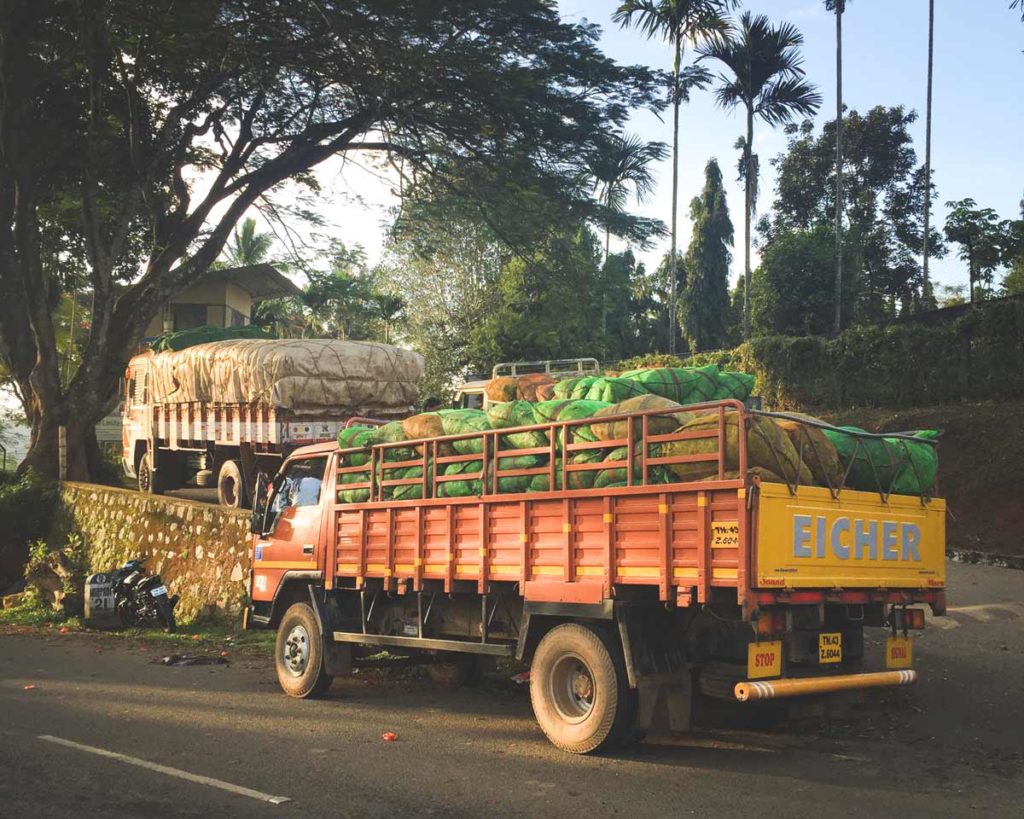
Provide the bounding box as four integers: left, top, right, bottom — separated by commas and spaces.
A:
453, 357, 600, 410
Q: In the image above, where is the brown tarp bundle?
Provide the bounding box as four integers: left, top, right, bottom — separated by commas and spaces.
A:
142, 339, 424, 416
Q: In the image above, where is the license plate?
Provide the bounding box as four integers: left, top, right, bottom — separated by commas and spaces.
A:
886, 635, 913, 669
819, 632, 842, 664
747, 640, 783, 679
150, 585, 168, 598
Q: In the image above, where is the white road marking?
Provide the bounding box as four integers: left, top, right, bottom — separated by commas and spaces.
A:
38, 735, 290, 805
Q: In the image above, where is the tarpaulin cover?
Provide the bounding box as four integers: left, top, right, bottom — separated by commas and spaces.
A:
150, 324, 274, 352
142, 339, 423, 416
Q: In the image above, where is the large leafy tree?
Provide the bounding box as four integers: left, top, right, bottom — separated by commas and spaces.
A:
762, 107, 944, 322
699, 11, 821, 339
681, 158, 732, 352
943, 199, 1008, 302
586, 132, 667, 258
0, 0, 660, 479
614, 0, 732, 355
824, 0, 850, 331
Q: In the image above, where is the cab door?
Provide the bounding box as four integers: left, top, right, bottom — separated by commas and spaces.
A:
251, 455, 329, 603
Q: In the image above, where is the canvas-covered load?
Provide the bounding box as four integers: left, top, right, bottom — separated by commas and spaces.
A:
144, 339, 424, 416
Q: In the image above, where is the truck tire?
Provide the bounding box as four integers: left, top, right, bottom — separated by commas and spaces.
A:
137, 452, 163, 495
217, 460, 248, 508
529, 623, 637, 754
275, 602, 333, 699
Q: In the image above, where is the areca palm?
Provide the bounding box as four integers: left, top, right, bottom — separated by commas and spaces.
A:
825, 0, 849, 331
699, 12, 822, 339
588, 132, 668, 258
614, 0, 732, 354
922, 0, 935, 305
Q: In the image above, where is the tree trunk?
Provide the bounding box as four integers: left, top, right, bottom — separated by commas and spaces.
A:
922, 0, 935, 303
834, 5, 844, 334
743, 106, 754, 340
668, 36, 681, 355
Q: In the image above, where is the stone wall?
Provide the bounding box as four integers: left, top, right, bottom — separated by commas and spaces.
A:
58, 482, 251, 622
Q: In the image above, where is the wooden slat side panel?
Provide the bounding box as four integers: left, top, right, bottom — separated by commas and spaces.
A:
487, 502, 524, 581
527, 500, 564, 578
611, 495, 661, 583
421, 507, 450, 577
709, 490, 743, 587
453, 504, 482, 580
669, 493, 701, 589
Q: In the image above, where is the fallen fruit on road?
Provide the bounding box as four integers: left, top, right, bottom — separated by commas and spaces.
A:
381, 732, 397, 742
23, 684, 36, 691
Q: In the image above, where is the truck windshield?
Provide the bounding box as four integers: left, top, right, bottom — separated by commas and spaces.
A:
271, 457, 328, 519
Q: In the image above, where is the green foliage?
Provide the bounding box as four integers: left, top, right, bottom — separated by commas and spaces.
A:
750, 224, 851, 337
944, 198, 1012, 300
681, 158, 733, 351
683, 299, 1024, 411
0, 469, 58, 588
762, 107, 944, 321
615, 353, 687, 372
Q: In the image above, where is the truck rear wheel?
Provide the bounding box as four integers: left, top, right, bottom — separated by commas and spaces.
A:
217, 460, 248, 508
529, 623, 636, 754
275, 602, 333, 699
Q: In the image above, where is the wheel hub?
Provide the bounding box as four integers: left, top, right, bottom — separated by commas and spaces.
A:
549, 654, 596, 722
283, 624, 310, 677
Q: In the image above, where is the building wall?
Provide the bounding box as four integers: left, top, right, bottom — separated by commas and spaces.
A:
142, 277, 254, 338
59, 482, 252, 622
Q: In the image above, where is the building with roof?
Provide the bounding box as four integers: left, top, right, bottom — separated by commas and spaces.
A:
143, 263, 301, 340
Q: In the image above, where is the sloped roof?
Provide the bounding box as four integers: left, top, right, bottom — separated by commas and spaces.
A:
214, 264, 301, 300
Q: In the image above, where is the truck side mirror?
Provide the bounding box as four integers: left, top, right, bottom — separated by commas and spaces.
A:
250, 472, 270, 535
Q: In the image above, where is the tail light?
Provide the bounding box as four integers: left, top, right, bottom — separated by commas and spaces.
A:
755, 609, 787, 637
890, 607, 926, 631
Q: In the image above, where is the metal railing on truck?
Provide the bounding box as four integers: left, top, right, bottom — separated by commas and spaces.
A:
335, 402, 939, 505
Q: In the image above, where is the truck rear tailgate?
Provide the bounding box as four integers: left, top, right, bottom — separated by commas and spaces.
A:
754, 482, 946, 590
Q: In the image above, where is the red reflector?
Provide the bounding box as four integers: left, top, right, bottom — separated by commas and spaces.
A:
907, 608, 925, 630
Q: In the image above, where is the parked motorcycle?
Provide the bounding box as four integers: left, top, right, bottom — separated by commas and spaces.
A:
112, 559, 179, 633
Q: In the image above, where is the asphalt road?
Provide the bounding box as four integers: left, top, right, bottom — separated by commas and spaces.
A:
2, 560, 1022, 818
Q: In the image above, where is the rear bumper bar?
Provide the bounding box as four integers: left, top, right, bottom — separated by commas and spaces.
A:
736, 669, 917, 701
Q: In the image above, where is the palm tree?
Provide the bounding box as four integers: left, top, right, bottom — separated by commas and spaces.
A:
587, 132, 668, 258
614, 0, 732, 354
699, 12, 822, 339
373, 293, 405, 344
922, 0, 935, 305
223, 217, 273, 267
825, 0, 849, 332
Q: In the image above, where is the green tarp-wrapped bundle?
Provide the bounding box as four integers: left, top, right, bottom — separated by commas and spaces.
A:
527, 451, 602, 492
593, 445, 674, 489
150, 324, 274, 353
583, 377, 650, 404
336, 426, 379, 503
402, 409, 491, 455
713, 371, 756, 401
822, 426, 939, 495
568, 376, 602, 400
531, 399, 610, 444
437, 455, 545, 498
487, 401, 547, 450
617, 365, 721, 405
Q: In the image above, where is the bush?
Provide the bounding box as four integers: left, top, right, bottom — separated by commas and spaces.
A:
680, 300, 1024, 411
0, 469, 58, 591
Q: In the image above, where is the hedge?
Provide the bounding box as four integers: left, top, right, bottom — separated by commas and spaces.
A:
682, 299, 1024, 411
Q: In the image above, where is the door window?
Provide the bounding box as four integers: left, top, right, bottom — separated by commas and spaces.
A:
269, 457, 328, 525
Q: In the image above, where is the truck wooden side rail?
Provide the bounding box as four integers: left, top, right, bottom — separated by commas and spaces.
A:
244, 400, 946, 754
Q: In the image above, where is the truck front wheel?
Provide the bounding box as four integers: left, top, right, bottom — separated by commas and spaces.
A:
529, 623, 636, 754
138, 452, 163, 495
275, 602, 333, 698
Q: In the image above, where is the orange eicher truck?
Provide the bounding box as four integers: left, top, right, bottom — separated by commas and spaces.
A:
243, 400, 946, 754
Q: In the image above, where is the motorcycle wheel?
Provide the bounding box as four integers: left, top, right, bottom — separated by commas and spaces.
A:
155, 597, 177, 634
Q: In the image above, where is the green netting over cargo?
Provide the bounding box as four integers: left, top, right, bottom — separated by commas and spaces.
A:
617, 365, 722, 405
583, 377, 650, 404
822, 426, 939, 495
527, 450, 603, 492
531, 399, 610, 444
713, 371, 756, 401
150, 324, 275, 352
593, 445, 674, 489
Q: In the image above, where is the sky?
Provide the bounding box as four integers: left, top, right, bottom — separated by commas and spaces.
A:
307, 0, 1024, 294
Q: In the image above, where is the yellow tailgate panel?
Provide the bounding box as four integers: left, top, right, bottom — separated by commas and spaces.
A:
755, 483, 945, 589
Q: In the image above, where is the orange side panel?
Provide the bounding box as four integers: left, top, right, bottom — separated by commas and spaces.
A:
332, 484, 747, 603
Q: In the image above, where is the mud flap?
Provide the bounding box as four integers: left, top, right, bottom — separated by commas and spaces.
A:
307, 585, 353, 677
637, 671, 694, 733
